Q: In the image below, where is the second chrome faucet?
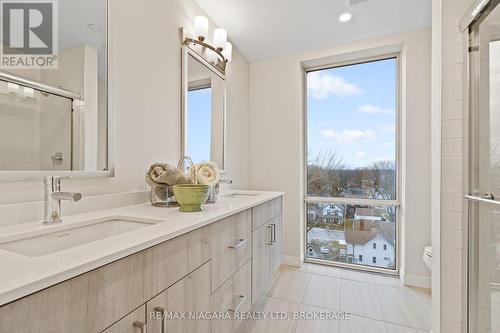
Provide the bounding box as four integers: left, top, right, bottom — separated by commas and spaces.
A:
43, 176, 82, 224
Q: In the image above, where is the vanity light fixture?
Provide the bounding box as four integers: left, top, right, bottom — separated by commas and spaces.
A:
471, 0, 489, 16
182, 16, 233, 74
339, 12, 353, 23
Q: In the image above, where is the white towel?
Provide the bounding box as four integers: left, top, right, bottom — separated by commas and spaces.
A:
146, 163, 191, 187
190, 162, 220, 186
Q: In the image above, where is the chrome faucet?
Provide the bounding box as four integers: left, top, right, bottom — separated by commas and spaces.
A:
43, 176, 82, 224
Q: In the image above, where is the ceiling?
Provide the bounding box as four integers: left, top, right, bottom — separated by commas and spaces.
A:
195, 0, 432, 61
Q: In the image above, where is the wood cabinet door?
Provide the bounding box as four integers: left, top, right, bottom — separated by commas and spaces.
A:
146, 261, 211, 333
210, 215, 236, 292
251, 223, 271, 305
101, 305, 146, 333
252, 197, 282, 230
269, 214, 282, 277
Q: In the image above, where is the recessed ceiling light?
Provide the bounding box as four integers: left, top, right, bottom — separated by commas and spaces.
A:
339, 12, 353, 23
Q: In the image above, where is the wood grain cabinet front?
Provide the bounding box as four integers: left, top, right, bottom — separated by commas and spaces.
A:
251, 199, 283, 305
146, 261, 211, 333
0, 226, 210, 333
210, 210, 251, 292
0, 197, 283, 333
211, 260, 252, 333
101, 305, 147, 333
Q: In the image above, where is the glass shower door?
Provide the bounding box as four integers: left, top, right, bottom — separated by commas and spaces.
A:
467, 3, 500, 332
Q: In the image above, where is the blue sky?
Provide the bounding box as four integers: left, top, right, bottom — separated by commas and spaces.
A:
307, 58, 397, 168
187, 88, 211, 163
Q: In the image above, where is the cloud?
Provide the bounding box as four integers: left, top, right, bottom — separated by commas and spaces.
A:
308, 72, 361, 99
379, 124, 395, 135
358, 105, 394, 115
320, 129, 376, 144
356, 152, 367, 158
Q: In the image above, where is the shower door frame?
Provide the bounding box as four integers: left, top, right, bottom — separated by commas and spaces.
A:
465, 1, 500, 331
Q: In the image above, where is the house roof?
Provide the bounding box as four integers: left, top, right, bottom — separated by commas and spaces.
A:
346, 220, 395, 246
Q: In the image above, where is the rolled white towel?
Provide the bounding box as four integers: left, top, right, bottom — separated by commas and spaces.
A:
190, 162, 220, 186
146, 163, 191, 188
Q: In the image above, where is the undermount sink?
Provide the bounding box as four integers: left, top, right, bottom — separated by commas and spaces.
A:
221, 192, 261, 198
0, 216, 161, 257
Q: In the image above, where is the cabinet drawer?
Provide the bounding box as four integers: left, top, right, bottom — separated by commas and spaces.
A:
211, 260, 251, 333
210, 210, 251, 291
146, 261, 211, 333
234, 210, 252, 271
252, 197, 282, 230
0, 250, 146, 333
101, 305, 146, 333
144, 225, 210, 298
232, 260, 251, 331
211, 275, 234, 333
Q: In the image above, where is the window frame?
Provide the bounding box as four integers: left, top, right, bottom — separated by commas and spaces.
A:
302, 52, 402, 275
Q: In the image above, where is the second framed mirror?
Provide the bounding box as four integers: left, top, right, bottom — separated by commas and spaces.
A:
181, 46, 226, 171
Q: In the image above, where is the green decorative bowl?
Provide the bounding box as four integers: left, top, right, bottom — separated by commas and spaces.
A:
172, 184, 210, 212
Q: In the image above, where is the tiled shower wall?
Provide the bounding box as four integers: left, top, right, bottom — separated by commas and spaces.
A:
441, 0, 473, 332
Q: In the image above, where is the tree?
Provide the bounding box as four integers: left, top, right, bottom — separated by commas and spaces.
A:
368, 159, 396, 219
307, 150, 347, 197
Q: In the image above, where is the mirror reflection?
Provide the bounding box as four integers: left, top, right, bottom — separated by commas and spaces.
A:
0, 0, 108, 172
185, 52, 225, 170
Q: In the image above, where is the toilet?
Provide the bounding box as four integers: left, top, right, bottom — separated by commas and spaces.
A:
423, 246, 432, 271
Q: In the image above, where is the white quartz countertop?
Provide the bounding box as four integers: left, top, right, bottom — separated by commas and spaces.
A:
0, 190, 283, 306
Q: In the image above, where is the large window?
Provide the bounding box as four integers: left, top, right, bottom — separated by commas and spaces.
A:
305, 56, 399, 271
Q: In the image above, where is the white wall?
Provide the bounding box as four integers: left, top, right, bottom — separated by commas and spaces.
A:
0, 0, 249, 208
248, 28, 432, 285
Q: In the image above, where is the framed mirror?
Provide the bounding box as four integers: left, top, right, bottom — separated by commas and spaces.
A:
181, 46, 226, 171
0, 0, 112, 179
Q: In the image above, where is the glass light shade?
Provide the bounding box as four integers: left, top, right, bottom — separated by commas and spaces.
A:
213, 28, 227, 49
222, 42, 232, 62
194, 16, 208, 40
206, 49, 218, 64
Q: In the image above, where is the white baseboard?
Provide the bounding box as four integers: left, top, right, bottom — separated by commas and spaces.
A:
401, 269, 432, 289
282, 255, 302, 267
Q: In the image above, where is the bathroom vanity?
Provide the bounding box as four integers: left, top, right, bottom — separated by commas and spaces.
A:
0, 192, 283, 333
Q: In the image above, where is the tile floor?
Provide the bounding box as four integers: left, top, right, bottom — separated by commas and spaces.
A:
241, 264, 431, 333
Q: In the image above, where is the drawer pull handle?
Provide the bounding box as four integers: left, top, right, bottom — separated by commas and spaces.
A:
133, 321, 147, 333
270, 224, 276, 243
229, 238, 247, 249
228, 295, 246, 313
266, 225, 273, 245
154, 307, 166, 333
